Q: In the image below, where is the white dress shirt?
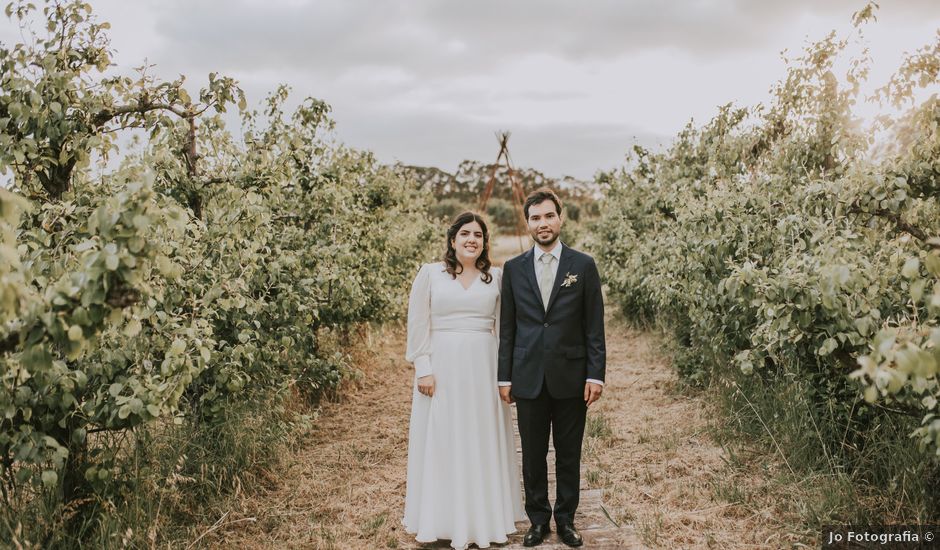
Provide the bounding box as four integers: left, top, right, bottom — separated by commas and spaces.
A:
499, 241, 604, 388
534, 240, 563, 281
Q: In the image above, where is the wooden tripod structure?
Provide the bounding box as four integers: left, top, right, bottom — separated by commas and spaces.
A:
478, 132, 529, 251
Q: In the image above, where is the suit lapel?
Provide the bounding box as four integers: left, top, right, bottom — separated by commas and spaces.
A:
520, 247, 542, 308
545, 244, 574, 314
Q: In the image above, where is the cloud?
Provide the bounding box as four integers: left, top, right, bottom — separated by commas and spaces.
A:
733, 0, 940, 20
3, 0, 939, 181
146, 0, 940, 80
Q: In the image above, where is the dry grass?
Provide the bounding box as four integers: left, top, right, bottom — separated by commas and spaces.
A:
585, 315, 816, 548
489, 233, 530, 265
195, 323, 418, 549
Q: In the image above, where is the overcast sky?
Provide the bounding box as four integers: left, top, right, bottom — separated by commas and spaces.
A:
3, 1, 940, 179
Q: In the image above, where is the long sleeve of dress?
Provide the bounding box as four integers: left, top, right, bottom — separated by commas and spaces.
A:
405, 263, 433, 378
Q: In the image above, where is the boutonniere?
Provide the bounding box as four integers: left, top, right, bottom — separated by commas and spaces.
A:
560, 272, 578, 287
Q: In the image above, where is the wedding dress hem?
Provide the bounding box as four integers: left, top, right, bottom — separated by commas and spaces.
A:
402, 518, 516, 549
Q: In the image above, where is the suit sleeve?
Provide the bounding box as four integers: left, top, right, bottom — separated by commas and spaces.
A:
493, 267, 501, 339
497, 261, 515, 384
405, 263, 433, 378
583, 257, 606, 383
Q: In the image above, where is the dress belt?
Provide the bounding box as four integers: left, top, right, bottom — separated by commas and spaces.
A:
430, 319, 494, 333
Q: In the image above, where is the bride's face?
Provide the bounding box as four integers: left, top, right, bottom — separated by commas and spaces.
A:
452, 221, 484, 264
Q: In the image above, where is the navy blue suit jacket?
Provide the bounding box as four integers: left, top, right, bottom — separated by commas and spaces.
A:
497, 244, 606, 399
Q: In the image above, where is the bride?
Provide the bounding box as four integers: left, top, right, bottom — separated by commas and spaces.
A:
403, 211, 525, 549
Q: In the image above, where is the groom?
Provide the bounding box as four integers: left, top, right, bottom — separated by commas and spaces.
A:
498, 188, 606, 547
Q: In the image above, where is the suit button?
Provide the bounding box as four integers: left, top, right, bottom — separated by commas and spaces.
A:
543, 323, 549, 327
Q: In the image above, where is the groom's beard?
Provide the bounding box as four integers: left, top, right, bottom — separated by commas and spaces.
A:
533, 231, 558, 247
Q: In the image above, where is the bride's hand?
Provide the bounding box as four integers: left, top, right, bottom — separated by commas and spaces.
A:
498, 386, 514, 404
417, 375, 436, 397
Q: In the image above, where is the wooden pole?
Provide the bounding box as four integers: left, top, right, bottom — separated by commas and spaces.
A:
477, 131, 528, 254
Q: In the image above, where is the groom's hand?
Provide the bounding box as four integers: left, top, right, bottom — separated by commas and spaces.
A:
584, 382, 603, 407
499, 386, 514, 404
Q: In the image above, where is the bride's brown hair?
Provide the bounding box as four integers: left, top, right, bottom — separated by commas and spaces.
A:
443, 211, 493, 284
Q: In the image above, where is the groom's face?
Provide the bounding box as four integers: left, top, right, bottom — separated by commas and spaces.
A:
527, 199, 562, 247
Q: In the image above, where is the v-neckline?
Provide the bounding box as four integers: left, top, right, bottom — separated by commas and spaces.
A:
456, 274, 479, 291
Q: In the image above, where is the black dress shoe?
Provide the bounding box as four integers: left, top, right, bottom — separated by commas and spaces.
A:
523, 523, 551, 547
557, 523, 583, 547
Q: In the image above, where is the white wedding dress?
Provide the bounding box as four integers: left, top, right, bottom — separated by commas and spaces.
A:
403, 262, 525, 549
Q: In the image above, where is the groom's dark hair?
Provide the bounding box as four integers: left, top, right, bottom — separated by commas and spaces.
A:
523, 187, 563, 220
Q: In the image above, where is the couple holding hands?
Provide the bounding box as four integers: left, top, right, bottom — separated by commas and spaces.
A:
403, 188, 606, 549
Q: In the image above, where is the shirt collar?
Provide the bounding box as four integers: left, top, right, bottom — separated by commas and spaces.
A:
534, 240, 563, 262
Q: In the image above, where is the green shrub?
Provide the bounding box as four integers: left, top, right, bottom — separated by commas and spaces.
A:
593, 12, 940, 520
0, 1, 436, 545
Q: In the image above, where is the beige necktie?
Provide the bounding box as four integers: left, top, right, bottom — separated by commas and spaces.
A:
538, 252, 555, 310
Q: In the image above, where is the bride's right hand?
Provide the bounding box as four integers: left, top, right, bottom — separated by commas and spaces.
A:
417, 375, 435, 397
